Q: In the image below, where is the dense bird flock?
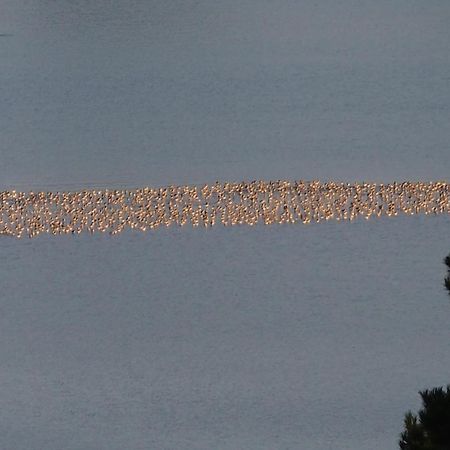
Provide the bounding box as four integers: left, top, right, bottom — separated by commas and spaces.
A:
0, 180, 449, 238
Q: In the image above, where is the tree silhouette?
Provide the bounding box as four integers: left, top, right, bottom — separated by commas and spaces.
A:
399, 385, 450, 450
399, 256, 450, 449
444, 254, 450, 294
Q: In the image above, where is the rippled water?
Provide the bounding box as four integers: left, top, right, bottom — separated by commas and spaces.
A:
1, 0, 449, 189
1, 1, 449, 449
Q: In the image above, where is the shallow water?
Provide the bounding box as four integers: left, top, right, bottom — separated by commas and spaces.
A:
2, 216, 450, 450
1, 1, 450, 449
1, 0, 449, 189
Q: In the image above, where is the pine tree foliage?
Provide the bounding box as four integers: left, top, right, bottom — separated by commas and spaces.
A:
399, 386, 450, 450
399, 256, 450, 449
444, 255, 450, 295
399, 412, 428, 450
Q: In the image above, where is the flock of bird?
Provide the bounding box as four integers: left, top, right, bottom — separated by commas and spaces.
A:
1, 180, 449, 238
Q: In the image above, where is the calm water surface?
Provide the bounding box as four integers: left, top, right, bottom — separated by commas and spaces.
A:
1, 0, 449, 189
1, 2, 450, 450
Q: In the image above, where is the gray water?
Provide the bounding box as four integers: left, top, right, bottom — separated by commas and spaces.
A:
1, 1, 450, 449
1, 0, 449, 189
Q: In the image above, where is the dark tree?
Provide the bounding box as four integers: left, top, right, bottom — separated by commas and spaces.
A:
444, 254, 450, 294
399, 256, 450, 449
399, 385, 450, 450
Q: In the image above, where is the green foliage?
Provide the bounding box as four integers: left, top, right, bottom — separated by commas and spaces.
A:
399, 386, 450, 450
399, 412, 428, 450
